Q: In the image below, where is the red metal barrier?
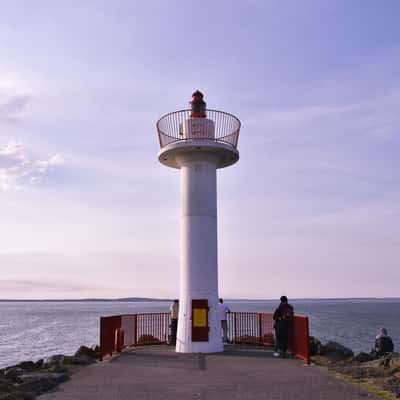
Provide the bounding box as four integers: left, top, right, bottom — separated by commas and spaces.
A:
100, 315, 121, 360
289, 315, 310, 364
100, 313, 171, 360
227, 312, 310, 363
100, 311, 310, 364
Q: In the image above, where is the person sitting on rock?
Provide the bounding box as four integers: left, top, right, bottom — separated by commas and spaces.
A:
373, 328, 394, 357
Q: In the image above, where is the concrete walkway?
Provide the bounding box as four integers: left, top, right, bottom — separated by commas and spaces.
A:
39, 345, 378, 400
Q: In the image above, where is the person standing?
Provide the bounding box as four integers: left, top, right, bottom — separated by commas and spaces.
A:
273, 296, 294, 358
219, 298, 231, 343
169, 299, 179, 345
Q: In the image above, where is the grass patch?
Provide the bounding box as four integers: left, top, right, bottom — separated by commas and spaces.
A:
335, 372, 397, 400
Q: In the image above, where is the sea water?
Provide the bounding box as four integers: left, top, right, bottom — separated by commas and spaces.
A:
0, 299, 399, 368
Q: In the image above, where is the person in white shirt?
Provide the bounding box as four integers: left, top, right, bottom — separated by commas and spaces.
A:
218, 298, 231, 343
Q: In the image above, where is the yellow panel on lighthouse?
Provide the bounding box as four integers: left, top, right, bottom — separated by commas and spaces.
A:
193, 308, 207, 327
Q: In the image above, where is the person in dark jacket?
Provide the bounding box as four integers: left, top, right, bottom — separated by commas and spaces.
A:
273, 296, 294, 358
372, 328, 394, 357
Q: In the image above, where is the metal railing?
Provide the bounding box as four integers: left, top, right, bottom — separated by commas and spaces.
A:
156, 109, 241, 149
100, 313, 171, 359
100, 311, 310, 364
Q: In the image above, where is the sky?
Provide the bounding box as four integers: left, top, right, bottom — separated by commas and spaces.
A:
0, 0, 399, 299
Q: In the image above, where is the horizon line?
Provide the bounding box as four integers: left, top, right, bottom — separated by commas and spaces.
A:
0, 296, 399, 302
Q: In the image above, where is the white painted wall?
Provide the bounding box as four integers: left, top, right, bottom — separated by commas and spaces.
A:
175, 152, 223, 353
180, 119, 215, 139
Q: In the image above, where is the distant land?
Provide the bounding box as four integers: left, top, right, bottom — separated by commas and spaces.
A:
0, 297, 399, 302
0, 297, 172, 302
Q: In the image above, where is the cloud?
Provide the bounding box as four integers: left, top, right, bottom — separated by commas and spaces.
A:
0, 91, 32, 123
245, 84, 400, 144
0, 251, 179, 299
0, 279, 88, 293
0, 140, 64, 191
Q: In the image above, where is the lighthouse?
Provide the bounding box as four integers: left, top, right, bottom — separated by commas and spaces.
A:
157, 92, 240, 353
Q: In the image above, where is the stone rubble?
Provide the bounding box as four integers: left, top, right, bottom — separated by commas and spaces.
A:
0, 345, 100, 400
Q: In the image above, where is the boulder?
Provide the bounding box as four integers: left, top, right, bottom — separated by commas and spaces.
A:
0, 391, 35, 400
380, 353, 394, 368
353, 352, 375, 363
43, 355, 64, 366
382, 376, 400, 398
4, 368, 24, 382
137, 335, 161, 345
309, 336, 323, 356
74, 345, 99, 359
13, 362, 36, 372
34, 359, 44, 369
48, 364, 68, 374
63, 355, 95, 365
18, 372, 69, 395
91, 345, 101, 358
0, 377, 14, 392
324, 341, 354, 359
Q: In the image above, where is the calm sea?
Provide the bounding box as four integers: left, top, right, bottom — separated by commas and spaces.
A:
0, 299, 399, 368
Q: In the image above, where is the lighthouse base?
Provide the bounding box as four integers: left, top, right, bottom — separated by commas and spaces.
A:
176, 292, 223, 353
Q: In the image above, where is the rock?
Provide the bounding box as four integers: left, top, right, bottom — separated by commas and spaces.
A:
137, 335, 161, 345
353, 352, 375, 363
43, 355, 64, 366
324, 341, 354, 359
0, 392, 35, 400
63, 355, 95, 365
48, 364, 68, 374
382, 376, 400, 397
0, 377, 14, 392
18, 372, 69, 395
13, 362, 36, 372
74, 345, 99, 359
34, 359, 44, 369
309, 336, 323, 356
91, 345, 101, 358
4, 368, 24, 382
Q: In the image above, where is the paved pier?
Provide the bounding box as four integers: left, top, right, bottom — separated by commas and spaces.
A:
39, 345, 378, 400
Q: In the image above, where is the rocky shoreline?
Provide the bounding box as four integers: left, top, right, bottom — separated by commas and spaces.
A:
0, 345, 100, 400
310, 337, 400, 399
2, 340, 399, 399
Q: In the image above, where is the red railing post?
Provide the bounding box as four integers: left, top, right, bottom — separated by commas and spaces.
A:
305, 316, 310, 365
99, 317, 104, 361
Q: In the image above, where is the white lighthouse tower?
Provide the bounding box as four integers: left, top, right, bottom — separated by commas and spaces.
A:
157, 91, 240, 353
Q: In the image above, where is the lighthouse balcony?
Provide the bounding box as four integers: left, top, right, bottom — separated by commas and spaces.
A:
157, 109, 240, 150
